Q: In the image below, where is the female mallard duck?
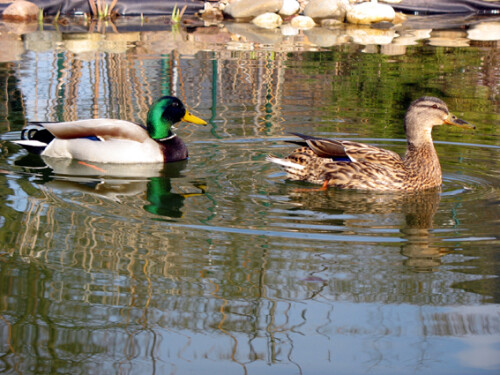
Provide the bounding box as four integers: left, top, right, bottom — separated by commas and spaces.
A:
267, 97, 474, 191
12, 96, 207, 164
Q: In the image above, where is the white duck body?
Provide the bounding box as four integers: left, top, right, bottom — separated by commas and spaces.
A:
11, 96, 207, 164
39, 119, 164, 163
14, 119, 164, 164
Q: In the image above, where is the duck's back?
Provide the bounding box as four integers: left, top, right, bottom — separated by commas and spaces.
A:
42, 119, 150, 142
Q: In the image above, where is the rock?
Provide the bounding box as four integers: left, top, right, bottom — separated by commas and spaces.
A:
320, 18, 344, 28
225, 22, 283, 45
2, 0, 39, 21
347, 27, 396, 45
201, 2, 224, 22
281, 23, 299, 36
2, 19, 37, 34
101, 32, 141, 54
24, 30, 62, 52
305, 27, 349, 47
279, 0, 300, 16
428, 30, 469, 47
63, 33, 104, 56
224, 0, 283, 19
392, 29, 431, 46
290, 15, 315, 30
304, 0, 349, 21
467, 22, 500, 41
392, 12, 407, 25
252, 12, 283, 29
0, 30, 24, 62
347, 0, 395, 24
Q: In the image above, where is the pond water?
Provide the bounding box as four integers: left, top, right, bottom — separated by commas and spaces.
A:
0, 17, 499, 375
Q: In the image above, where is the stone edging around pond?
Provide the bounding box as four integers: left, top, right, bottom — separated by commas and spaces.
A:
1, 0, 500, 23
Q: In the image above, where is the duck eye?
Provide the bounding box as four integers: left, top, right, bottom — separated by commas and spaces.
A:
432, 104, 438, 109
172, 102, 179, 107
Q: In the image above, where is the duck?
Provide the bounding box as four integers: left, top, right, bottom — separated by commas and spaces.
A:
12, 96, 207, 164
267, 97, 475, 191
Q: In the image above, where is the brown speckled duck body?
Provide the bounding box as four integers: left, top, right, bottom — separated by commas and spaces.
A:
267, 97, 474, 191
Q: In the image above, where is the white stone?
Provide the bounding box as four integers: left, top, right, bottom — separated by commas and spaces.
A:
225, 22, 284, 44
347, 28, 397, 45
467, 22, 500, 41
281, 23, 299, 36
346, 0, 395, 24
0, 38, 25, 62
24, 31, 63, 52
393, 29, 431, 46
279, 0, 300, 16
304, 0, 349, 21
320, 18, 344, 28
290, 15, 316, 30
305, 28, 349, 47
224, 0, 283, 19
252, 12, 283, 29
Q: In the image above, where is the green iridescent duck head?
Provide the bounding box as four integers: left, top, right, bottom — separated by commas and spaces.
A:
146, 96, 207, 141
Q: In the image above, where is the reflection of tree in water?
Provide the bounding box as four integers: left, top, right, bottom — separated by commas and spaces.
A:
0, 62, 25, 132
285, 187, 445, 272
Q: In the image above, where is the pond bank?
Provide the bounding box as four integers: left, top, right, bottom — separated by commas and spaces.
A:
1, 0, 500, 18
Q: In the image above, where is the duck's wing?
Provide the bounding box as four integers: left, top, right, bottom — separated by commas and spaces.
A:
289, 132, 348, 158
42, 119, 149, 142
290, 132, 401, 164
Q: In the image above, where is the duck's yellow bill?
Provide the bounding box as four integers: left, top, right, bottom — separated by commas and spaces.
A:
444, 113, 475, 129
182, 111, 207, 125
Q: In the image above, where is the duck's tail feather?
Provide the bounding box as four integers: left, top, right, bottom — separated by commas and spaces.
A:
11, 139, 47, 154
266, 154, 308, 181
12, 122, 54, 154
266, 155, 305, 170
22, 123, 55, 143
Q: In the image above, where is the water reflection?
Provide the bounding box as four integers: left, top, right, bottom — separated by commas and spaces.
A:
0, 14, 499, 375
284, 188, 445, 272
144, 176, 206, 217
12, 153, 206, 219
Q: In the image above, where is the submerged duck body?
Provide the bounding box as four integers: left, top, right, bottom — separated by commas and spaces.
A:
267, 97, 474, 191
12, 96, 207, 164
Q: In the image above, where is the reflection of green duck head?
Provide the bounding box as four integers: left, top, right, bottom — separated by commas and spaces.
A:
144, 177, 206, 218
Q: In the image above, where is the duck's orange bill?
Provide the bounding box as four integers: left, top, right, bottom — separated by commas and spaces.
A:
182, 111, 207, 125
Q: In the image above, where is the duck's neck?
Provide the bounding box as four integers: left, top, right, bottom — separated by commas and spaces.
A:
404, 141, 442, 186
147, 108, 172, 140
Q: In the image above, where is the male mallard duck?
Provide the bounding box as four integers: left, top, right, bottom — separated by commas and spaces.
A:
12, 96, 207, 164
267, 97, 474, 191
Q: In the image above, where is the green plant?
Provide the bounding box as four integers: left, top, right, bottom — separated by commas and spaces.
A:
171, 4, 187, 24
38, 8, 43, 25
